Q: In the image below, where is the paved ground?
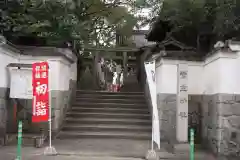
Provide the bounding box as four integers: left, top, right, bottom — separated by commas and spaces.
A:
0, 139, 149, 160
0, 139, 218, 160
53, 139, 150, 158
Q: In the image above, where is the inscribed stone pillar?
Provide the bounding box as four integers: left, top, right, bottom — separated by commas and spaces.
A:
176, 63, 188, 142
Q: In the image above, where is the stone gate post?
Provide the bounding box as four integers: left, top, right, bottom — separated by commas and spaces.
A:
176, 63, 188, 142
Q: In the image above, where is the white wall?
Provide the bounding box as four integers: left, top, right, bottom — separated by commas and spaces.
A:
155, 50, 240, 95
156, 62, 177, 94
18, 56, 62, 91
203, 51, 239, 94
235, 52, 240, 94
156, 59, 202, 94
0, 46, 77, 92
19, 56, 78, 91
202, 54, 221, 94
218, 58, 237, 93
0, 47, 18, 88
58, 60, 77, 91
19, 55, 77, 91
188, 64, 203, 94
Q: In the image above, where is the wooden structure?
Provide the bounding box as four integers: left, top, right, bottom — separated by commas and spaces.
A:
81, 46, 140, 90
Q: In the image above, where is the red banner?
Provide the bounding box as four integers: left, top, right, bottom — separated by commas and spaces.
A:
32, 62, 49, 122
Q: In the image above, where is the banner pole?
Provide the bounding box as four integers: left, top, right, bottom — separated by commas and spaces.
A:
151, 115, 154, 150
44, 64, 57, 156
49, 88, 52, 148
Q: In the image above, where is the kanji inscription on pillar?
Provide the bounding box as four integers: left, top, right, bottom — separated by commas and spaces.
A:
32, 62, 49, 122
176, 63, 188, 142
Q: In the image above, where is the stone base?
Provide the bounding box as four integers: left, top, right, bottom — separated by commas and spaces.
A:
145, 149, 159, 160
44, 146, 58, 156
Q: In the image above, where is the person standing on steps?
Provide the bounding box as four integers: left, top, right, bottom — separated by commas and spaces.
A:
112, 71, 118, 92
120, 71, 124, 88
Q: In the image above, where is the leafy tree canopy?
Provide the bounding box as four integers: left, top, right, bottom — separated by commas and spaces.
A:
146, 0, 240, 52
0, 0, 140, 48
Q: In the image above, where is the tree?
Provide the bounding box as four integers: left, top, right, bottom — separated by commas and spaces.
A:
0, 0, 138, 48
147, 0, 240, 52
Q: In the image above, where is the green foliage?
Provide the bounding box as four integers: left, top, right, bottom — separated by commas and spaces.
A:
0, 0, 138, 48
148, 0, 240, 49
135, 0, 151, 8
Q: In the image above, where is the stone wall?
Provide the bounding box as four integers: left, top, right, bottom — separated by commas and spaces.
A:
0, 80, 77, 137
51, 90, 69, 135
0, 88, 8, 143
157, 94, 204, 146
188, 95, 202, 144
202, 94, 240, 157
157, 94, 177, 144
51, 79, 77, 136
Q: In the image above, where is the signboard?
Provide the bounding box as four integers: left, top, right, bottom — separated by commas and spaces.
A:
10, 69, 33, 99
176, 63, 188, 142
32, 62, 49, 123
144, 60, 160, 149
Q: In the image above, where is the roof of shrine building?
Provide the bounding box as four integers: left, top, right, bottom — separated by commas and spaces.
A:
15, 45, 77, 63
0, 39, 77, 63
143, 38, 240, 62
7, 63, 32, 69
0, 35, 77, 62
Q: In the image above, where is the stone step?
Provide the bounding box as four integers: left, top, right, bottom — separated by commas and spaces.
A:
57, 131, 151, 140
72, 102, 147, 108
36, 155, 146, 160
77, 90, 144, 95
120, 86, 142, 92
75, 97, 146, 104
66, 112, 151, 120
77, 94, 144, 99
62, 124, 151, 132
65, 117, 151, 125
52, 138, 151, 158
71, 107, 149, 114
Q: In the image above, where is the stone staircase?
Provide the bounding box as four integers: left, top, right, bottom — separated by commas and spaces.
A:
55, 84, 215, 159
57, 90, 151, 141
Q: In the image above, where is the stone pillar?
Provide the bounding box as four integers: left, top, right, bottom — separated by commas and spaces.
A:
93, 51, 99, 88
176, 63, 188, 142
123, 51, 128, 78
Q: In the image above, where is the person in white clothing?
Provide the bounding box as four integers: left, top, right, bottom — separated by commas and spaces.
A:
112, 71, 118, 92
120, 72, 124, 87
